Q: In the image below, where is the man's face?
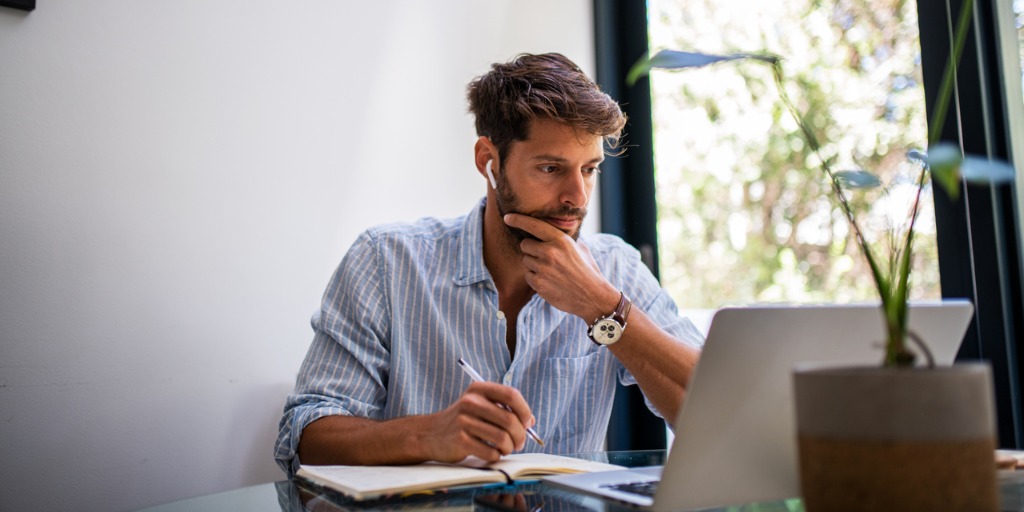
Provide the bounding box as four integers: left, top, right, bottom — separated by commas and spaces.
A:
492, 118, 605, 245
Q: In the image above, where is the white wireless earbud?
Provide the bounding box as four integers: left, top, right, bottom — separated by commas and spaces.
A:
485, 160, 498, 190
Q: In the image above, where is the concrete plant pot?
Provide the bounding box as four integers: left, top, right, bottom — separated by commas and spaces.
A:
793, 362, 998, 511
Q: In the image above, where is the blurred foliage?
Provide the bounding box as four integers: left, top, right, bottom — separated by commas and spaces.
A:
648, 0, 941, 310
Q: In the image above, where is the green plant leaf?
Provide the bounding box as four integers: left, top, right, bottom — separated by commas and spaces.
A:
924, 144, 1015, 200
926, 143, 963, 200
907, 149, 929, 165
835, 170, 882, 189
627, 50, 778, 86
961, 156, 1016, 184
625, 51, 654, 87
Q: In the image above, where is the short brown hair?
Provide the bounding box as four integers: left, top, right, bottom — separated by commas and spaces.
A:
466, 53, 627, 164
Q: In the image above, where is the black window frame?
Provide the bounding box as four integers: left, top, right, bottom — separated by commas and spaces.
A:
919, 0, 1023, 448
593, 0, 668, 451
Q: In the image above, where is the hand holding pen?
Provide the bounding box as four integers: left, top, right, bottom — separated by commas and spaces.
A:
458, 358, 545, 447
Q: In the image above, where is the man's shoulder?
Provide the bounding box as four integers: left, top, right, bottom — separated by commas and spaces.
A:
343, 214, 470, 267
360, 213, 466, 245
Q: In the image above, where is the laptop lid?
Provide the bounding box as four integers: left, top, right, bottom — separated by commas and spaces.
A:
544, 301, 975, 510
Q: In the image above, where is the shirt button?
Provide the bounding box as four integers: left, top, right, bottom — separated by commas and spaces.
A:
503, 374, 513, 384
496, 311, 505, 320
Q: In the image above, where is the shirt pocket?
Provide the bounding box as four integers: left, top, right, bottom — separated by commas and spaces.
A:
527, 350, 616, 449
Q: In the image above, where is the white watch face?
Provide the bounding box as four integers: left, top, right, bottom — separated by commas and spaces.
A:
591, 318, 623, 345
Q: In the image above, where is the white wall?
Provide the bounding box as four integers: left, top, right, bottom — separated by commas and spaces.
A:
0, 2, 596, 510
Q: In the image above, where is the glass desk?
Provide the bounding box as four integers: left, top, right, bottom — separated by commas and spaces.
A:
139, 450, 1024, 512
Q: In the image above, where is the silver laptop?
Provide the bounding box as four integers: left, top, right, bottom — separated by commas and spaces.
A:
543, 301, 975, 510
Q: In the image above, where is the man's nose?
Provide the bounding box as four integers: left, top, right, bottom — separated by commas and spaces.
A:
560, 171, 589, 208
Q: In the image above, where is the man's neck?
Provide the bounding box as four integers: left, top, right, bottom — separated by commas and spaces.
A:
481, 201, 533, 299
481, 200, 536, 360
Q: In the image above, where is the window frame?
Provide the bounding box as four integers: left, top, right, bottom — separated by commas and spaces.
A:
593, 0, 667, 451
919, 0, 1023, 448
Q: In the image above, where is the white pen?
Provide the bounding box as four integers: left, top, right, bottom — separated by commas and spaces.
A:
457, 357, 545, 446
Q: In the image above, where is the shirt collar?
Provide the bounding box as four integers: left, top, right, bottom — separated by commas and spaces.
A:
453, 198, 571, 329
454, 198, 491, 286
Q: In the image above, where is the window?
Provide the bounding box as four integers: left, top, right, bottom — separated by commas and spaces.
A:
594, 0, 1023, 450
647, 0, 939, 324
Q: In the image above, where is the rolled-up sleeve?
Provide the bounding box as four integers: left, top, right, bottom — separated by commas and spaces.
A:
605, 241, 706, 418
274, 232, 392, 474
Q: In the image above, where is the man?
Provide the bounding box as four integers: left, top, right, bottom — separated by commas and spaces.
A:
275, 53, 703, 473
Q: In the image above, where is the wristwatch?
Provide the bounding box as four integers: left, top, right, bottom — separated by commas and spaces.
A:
587, 292, 632, 346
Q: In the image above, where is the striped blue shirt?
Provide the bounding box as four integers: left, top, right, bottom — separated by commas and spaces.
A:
274, 199, 704, 473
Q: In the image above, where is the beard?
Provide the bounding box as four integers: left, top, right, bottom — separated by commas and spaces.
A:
493, 171, 587, 250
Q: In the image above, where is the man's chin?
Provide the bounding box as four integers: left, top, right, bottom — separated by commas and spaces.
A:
561, 227, 581, 241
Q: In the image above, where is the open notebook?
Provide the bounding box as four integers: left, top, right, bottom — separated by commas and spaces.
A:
543, 301, 975, 511
296, 453, 623, 501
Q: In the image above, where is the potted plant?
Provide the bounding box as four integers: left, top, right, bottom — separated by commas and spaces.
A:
629, 0, 1015, 509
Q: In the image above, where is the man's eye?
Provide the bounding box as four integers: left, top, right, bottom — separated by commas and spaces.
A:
540, 165, 558, 174
585, 167, 602, 176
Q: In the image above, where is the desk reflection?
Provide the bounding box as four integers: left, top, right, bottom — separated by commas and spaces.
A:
276, 481, 608, 512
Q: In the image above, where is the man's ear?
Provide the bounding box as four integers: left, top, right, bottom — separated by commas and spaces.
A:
474, 136, 500, 188
485, 160, 498, 190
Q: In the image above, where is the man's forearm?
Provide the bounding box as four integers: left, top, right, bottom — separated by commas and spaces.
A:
296, 381, 534, 466
297, 414, 434, 466
608, 307, 701, 424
